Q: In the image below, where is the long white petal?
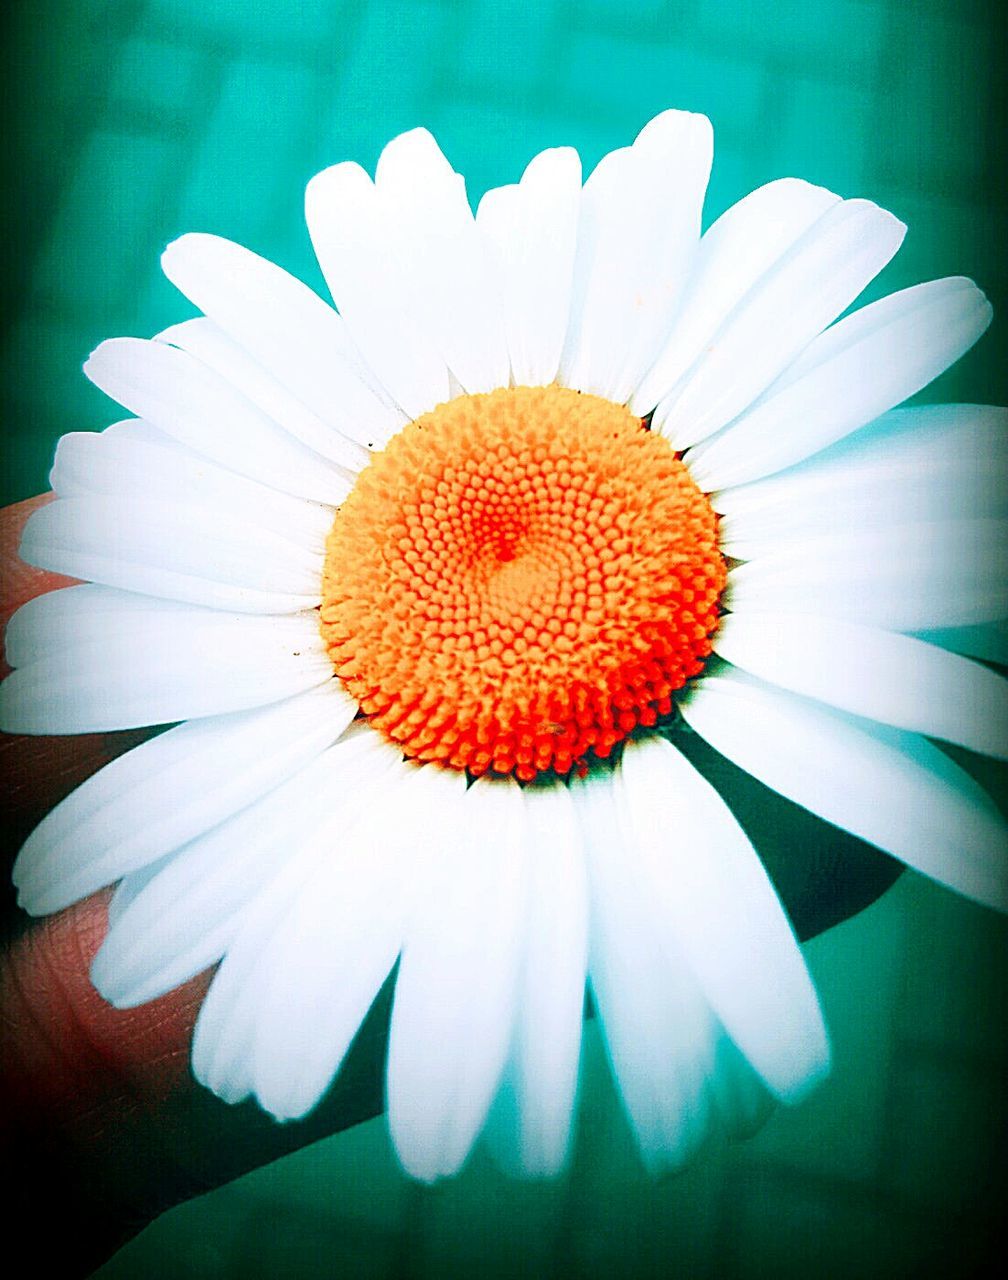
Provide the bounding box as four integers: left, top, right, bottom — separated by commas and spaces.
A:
50, 430, 336, 548
160, 233, 402, 449
560, 110, 712, 403
191, 735, 409, 1103
723, 519, 1008, 631
489, 781, 587, 1177
373, 128, 510, 395
0, 607, 332, 733
6, 584, 192, 667
388, 776, 527, 1181
84, 337, 353, 504
305, 161, 451, 420
715, 404, 1008, 556
190, 849, 328, 1105
99, 417, 172, 446
569, 769, 721, 1171
11, 681, 356, 914
19, 495, 324, 614
631, 177, 839, 414
713, 613, 1008, 758
617, 737, 830, 1101
476, 146, 581, 388
107, 856, 173, 928
655, 198, 905, 447
713, 404, 1008, 519
688, 278, 993, 490
680, 671, 1008, 912
156, 318, 374, 465
91, 739, 372, 1006
250, 763, 468, 1121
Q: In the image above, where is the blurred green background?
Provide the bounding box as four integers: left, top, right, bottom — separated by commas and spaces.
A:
2, 0, 1005, 1276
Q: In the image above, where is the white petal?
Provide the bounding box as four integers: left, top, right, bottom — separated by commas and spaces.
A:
99, 417, 173, 446
84, 337, 352, 504
373, 128, 510, 395
713, 613, 1008, 758
714, 404, 1008, 518
156, 318, 373, 466
490, 781, 587, 1177
50, 431, 334, 550
681, 671, 1008, 913
160, 234, 402, 449
631, 177, 839, 414
715, 404, 1008, 556
688, 278, 993, 490
6, 584, 191, 667
655, 198, 905, 447
191, 733, 409, 1103
107, 856, 173, 928
0, 606, 332, 733
476, 147, 581, 388
617, 737, 830, 1101
250, 763, 468, 1121
91, 740, 369, 1006
560, 110, 712, 403
723, 519, 1008, 631
388, 775, 527, 1181
190, 872, 317, 1105
305, 161, 451, 419
569, 769, 721, 1170
11, 681, 356, 914
19, 495, 324, 613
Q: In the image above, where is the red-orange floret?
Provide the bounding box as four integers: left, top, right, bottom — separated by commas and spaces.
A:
320, 385, 725, 781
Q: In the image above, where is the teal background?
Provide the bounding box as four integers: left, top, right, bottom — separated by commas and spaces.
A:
2, 0, 1005, 1276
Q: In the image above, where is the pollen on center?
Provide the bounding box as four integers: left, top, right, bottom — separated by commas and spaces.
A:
320, 385, 725, 781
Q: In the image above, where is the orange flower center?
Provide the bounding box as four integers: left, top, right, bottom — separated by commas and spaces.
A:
320, 385, 725, 781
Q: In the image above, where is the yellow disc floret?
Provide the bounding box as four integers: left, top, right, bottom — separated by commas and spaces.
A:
320, 385, 725, 781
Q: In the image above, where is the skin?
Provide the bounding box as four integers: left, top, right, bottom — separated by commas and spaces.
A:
0, 495, 902, 1275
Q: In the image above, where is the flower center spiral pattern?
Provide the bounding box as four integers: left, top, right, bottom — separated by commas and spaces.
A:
320, 385, 725, 781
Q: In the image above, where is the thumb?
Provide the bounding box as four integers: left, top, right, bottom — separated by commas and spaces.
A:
0, 496, 389, 1270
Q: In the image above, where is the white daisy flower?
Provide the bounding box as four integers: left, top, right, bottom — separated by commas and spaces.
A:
3, 109, 1006, 1182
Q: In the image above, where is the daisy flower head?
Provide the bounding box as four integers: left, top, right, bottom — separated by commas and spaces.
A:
3, 108, 1007, 1182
